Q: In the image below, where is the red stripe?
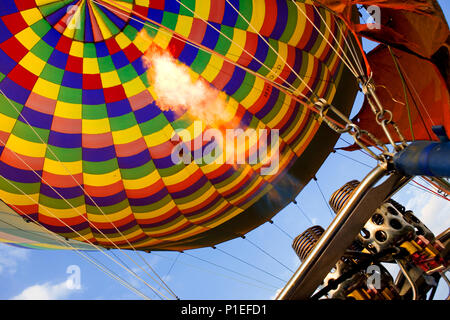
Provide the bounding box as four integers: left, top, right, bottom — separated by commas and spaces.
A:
166, 168, 204, 193
41, 171, 82, 188
211, 61, 235, 91
115, 138, 147, 158
188, 18, 207, 48
84, 180, 124, 197
8, 64, 37, 91
1, 12, 28, 34
236, 31, 259, 68
82, 132, 114, 148
182, 190, 220, 214
25, 92, 57, 115
126, 178, 165, 199
0, 37, 28, 63
260, 0, 278, 36
0, 148, 44, 171
136, 205, 179, 225
51, 117, 82, 134
208, 0, 225, 24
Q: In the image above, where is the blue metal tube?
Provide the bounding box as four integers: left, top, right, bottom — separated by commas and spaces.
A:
393, 126, 450, 178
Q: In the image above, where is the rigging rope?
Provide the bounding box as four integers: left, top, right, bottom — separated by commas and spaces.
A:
0, 132, 172, 299
313, 176, 335, 218
0, 190, 152, 299
244, 237, 295, 273
214, 247, 288, 283
0, 87, 177, 299
182, 251, 280, 290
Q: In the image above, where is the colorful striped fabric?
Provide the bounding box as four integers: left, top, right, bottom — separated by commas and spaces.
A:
0, 199, 95, 250
0, 0, 355, 251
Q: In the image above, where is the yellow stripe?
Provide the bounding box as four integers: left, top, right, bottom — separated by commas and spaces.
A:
38, 205, 84, 219
293, 120, 320, 155
162, 162, 198, 186
249, 0, 265, 33
288, 3, 307, 47
19, 52, 46, 76
0, 190, 39, 205
43, 159, 82, 175
32, 78, 60, 100
122, 170, 160, 190
156, 225, 207, 242
6, 134, 46, 158
203, 206, 242, 229
115, 31, 133, 49
135, 198, 177, 219
174, 15, 193, 38
54, 101, 82, 119
69, 40, 84, 58
144, 124, 174, 147
217, 165, 252, 193
83, 58, 100, 74
90, 4, 113, 40
21, 8, 43, 26
176, 186, 216, 211
226, 28, 246, 63
240, 76, 264, 109
267, 95, 291, 128
200, 53, 224, 83
195, 0, 210, 20
15, 28, 40, 50
82, 118, 111, 134
188, 198, 228, 224
35, 0, 60, 5
87, 207, 132, 223
122, 77, 148, 98
100, 70, 122, 88
112, 125, 142, 145
83, 170, 122, 187
0, 113, 17, 133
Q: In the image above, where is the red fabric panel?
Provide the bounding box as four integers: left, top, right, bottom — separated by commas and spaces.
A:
346, 45, 450, 150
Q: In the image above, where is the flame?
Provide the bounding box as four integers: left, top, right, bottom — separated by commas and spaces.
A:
139, 31, 278, 174
141, 32, 232, 128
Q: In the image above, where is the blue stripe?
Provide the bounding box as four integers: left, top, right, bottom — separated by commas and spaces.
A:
106, 100, 132, 118
129, 187, 168, 206
270, 0, 288, 39
0, 162, 41, 183
117, 150, 151, 169
40, 183, 83, 200
223, 67, 246, 96
82, 89, 105, 105
83, 146, 116, 162
0, 77, 30, 105
62, 70, 83, 89
48, 132, 82, 148
86, 190, 128, 207
133, 103, 161, 123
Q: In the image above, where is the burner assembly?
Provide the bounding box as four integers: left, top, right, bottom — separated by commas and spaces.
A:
292, 180, 449, 300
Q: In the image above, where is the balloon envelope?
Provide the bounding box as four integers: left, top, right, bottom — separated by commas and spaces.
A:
0, 0, 357, 251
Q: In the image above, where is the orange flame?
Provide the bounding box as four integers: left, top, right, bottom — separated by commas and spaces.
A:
141, 32, 232, 128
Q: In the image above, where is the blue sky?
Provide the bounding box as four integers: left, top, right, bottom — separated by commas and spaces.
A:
1, 1, 449, 300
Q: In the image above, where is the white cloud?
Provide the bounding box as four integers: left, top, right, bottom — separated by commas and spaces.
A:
0, 244, 29, 275
11, 279, 77, 300
395, 185, 450, 236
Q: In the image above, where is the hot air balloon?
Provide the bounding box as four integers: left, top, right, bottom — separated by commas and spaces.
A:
0, 0, 448, 301
0, 0, 358, 251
